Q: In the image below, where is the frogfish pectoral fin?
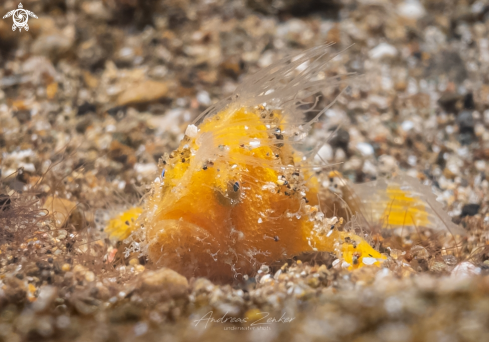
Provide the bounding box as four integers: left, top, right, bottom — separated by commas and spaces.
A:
310, 229, 386, 271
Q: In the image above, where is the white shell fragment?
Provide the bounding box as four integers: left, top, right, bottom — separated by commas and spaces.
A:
451, 262, 481, 279
397, 1, 426, 20
362, 257, 378, 266
185, 124, 198, 138
369, 43, 398, 60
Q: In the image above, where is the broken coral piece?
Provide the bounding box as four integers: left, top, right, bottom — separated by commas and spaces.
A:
43, 196, 77, 228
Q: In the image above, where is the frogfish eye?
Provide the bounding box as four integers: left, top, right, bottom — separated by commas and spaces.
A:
214, 180, 242, 207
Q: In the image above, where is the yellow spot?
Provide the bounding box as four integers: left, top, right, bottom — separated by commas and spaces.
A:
135, 265, 145, 273
338, 232, 385, 270
105, 207, 143, 241
46, 82, 58, 100
328, 170, 343, 178
245, 309, 264, 322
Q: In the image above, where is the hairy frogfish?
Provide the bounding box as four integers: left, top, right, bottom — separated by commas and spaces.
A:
105, 45, 463, 282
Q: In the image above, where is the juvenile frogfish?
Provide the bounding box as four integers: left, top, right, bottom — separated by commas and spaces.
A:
109, 46, 386, 282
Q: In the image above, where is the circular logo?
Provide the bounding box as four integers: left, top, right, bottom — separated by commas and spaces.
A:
13, 9, 27, 28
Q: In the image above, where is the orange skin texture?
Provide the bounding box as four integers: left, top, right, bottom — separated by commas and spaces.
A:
136, 106, 385, 282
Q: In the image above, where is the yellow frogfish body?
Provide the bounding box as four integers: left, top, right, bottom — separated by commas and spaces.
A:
136, 105, 383, 282
107, 46, 389, 282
